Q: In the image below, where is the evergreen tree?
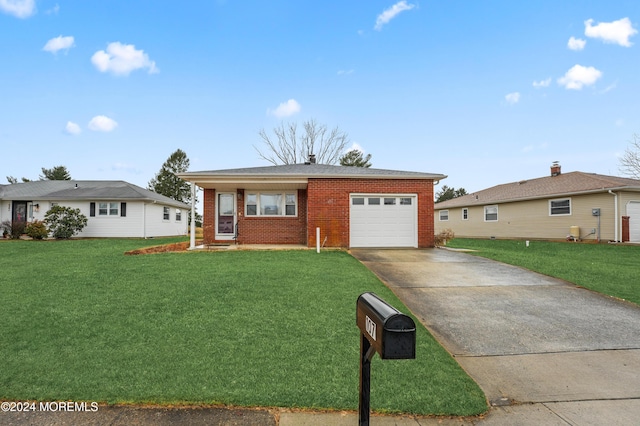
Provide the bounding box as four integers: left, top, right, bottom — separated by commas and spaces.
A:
435, 185, 468, 203
148, 149, 192, 204
339, 150, 372, 167
40, 166, 71, 180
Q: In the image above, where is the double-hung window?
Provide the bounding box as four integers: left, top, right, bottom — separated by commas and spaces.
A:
245, 192, 297, 216
439, 210, 449, 221
99, 202, 119, 216
484, 205, 498, 221
176, 209, 182, 221
549, 198, 571, 216
163, 207, 170, 220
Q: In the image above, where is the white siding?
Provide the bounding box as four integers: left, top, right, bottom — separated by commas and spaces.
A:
1, 200, 187, 238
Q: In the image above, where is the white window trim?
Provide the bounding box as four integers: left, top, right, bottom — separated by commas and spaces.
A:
98, 201, 120, 217
245, 191, 297, 217
484, 205, 498, 222
163, 206, 170, 221
549, 198, 572, 216
176, 209, 182, 222
439, 210, 449, 221
462, 208, 468, 220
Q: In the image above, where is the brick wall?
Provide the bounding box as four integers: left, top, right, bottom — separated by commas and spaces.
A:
235, 189, 307, 245
202, 188, 307, 245
203, 179, 435, 247
307, 178, 435, 248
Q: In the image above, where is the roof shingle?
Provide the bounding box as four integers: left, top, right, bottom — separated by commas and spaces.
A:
435, 172, 640, 209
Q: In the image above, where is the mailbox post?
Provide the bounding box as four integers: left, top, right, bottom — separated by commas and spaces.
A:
356, 292, 416, 426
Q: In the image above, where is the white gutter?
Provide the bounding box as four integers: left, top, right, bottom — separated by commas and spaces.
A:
189, 182, 196, 250
608, 190, 618, 242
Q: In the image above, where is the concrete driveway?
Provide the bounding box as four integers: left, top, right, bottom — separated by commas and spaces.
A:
351, 248, 640, 425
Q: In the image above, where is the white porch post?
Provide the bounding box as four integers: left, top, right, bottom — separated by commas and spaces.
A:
190, 182, 196, 250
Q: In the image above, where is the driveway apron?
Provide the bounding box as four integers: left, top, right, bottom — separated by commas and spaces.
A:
350, 248, 640, 425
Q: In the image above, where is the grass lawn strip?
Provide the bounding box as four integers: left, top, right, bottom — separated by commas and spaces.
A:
0, 239, 486, 416
447, 239, 640, 306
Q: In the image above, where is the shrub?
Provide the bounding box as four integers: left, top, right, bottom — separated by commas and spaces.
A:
434, 228, 455, 246
25, 220, 49, 240
44, 206, 88, 239
1, 220, 25, 239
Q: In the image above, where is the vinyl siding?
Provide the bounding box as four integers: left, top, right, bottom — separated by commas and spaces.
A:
1, 200, 188, 238
435, 192, 630, 241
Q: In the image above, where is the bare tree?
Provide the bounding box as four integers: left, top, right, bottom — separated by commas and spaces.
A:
619, 134, 640, 179
255, 119, 350, 165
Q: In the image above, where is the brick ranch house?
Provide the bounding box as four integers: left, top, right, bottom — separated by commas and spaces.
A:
178, 160, 446, 248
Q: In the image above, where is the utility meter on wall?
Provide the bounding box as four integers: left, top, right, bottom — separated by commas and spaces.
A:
592, 208, 601, 216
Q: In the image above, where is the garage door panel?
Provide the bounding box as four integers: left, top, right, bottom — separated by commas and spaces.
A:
350, 195, 417, 248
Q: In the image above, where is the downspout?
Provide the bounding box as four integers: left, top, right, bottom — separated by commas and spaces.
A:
143, 202, 147, 239
189, 182, 196, 250
608, 190, 618, 242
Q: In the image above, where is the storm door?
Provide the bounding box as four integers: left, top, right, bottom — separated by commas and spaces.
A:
216, 193, 236, 239
12, 201, 28, 224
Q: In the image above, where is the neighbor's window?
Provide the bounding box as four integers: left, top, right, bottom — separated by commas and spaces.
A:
462, 208, 468, 220
439, 210, 449, 221
484, 205, 498, 221
176, 209, 182, 221
245, 192, 297, 216
98, 202, 119, 216
163, 207, 170, 220
549, 198, 571, 216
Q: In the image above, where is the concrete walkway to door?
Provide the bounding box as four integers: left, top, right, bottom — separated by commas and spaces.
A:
350, 248, 640, 425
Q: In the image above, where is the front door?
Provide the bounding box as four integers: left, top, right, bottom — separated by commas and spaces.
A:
216, 193, 236, 239
12, 201, 28, 224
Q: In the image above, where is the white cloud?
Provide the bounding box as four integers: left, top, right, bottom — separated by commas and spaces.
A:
43, 35, 75, 54
346, 142, 365, 153
91, 42, 159, 76
557, 64, 602, 90
0, 0, 35, 18
584, 17, 637, 47
268, 99, 301, 118
337, 69, 355, 76
65, 121, 81, 135
88, 115, 118, 132
374, 1, 415, 31
533, 78, 551, 88
567, 36, 586, 51
45, 3, 59, 15
505, 92, 520, 104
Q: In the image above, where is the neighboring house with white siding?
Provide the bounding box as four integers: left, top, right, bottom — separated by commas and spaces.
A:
0, 180, 189, 238
435, 163, 640, 243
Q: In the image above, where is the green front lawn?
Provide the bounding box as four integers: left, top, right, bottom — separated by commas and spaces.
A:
447, 238, 640, 306
0, 239, 486, 416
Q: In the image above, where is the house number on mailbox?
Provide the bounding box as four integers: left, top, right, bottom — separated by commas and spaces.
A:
365, 316, 377, 341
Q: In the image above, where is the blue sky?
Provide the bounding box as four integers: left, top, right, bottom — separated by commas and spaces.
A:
2, 0, 639, 195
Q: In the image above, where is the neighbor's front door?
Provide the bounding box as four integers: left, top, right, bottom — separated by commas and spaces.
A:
217, 193, 236, 239
12, 201, 27, 224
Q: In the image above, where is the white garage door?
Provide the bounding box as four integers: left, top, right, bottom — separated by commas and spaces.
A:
350, 195, 417, 248
629, 201, 640, 243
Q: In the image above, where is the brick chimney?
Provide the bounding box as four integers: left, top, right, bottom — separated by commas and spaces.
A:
550, 161, 561, 177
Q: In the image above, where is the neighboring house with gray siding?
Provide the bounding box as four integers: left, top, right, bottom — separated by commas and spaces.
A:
435, 164, 640, 243
0, 180, 189, 238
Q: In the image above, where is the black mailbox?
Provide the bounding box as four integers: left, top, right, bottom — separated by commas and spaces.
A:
356, 292, 416, 425
356, 292, 416, 359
